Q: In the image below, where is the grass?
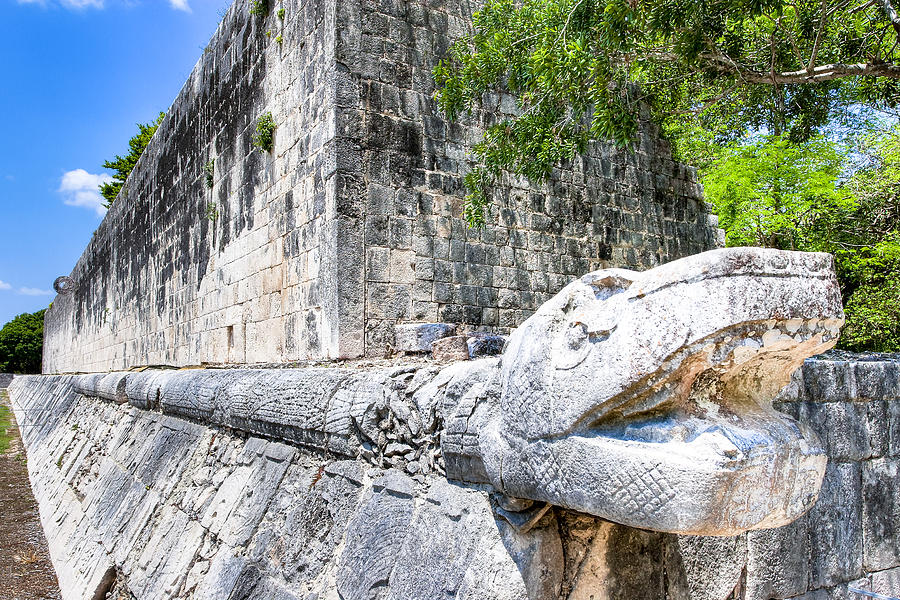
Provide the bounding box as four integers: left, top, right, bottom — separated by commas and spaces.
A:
0, 392, 13, 454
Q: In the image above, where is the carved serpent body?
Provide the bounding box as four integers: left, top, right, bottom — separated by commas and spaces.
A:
71, 248, 844, 536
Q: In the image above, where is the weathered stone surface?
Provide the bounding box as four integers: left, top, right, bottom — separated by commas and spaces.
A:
890, 400, 900, 457
477, 247, 843, 534
0, 373, 12, 388
95, 371, 129, 404
466, 333, 506, 358
565, 520, 666, 599
870, 567, 900, 595
745, 515, 810, 598
802, 360, 857, 403
863, 458, 900, 572
7, 375, 567, 600
394, 323, 456, 352
10, 350, 900, 599
42, 0, 720, 373
665, 534, 747, 600
431, 336, 470, 362
803, 401, 875, 460
808, 462, 864, 589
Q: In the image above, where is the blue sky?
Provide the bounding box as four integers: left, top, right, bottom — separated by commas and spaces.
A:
0, 0, 225, 326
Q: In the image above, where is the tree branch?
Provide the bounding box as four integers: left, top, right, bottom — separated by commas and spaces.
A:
877, 0, 900, 44
809, 0, 830, 70
707, 58, 900, 83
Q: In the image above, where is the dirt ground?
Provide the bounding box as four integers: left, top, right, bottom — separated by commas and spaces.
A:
0, 389, 61, 600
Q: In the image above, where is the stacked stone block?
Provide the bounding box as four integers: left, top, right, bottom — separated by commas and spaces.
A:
44, 0, 346, 372
762, 357, 900, 598
43, 0, 718, 373
333, 0, 719, 353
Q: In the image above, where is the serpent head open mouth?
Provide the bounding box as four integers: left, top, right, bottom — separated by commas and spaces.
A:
474, 248, 844, 535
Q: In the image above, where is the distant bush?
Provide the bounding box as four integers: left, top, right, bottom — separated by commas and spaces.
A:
99, 113, 165, 208
0, 309, 45, 374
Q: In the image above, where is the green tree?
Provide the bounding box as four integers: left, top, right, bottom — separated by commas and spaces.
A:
0, 309, 46, 374
830, 127, 900, 350
434, 0, 900, 224
701, 129, 900, 351
701, 134, 853, 249
99, 112, 165, 207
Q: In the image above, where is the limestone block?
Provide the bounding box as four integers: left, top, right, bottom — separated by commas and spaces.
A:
432, 336, 470, 362
125, 369, 178, 410
387, 479, 556, 600
394, 322, 456, 352
803, 360, 856, 403
809, 461, 864, 589
867, 401, 890, 459
563, 521, 667, 599
336, 471, 417, 600
745, 515, 810, 598
476, 247, 844, 535
863, 458, 900, 572
73, 373, 105, 397
664, 534, 747, 600
871, 567, 900, 596
890, 401, 900, 457
804, 401, 875, 461
95, 372, 129, 404
466, 333, 506, 358
854, 361, 900, 401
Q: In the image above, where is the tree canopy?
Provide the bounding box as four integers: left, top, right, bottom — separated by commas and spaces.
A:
0, 309, 46, 374
434, 0, 900, 222
702, 134, 852, 249
701, 128, 900, 351
99, 112, 165, 207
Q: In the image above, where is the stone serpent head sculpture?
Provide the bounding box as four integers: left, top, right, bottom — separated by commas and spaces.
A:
464, 247, 844, 536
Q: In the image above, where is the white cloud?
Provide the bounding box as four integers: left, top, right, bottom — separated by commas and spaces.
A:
0, 280, 11, 291
61, 0, 104, 7
17, 0, 191, 11
59, 169, 112, 216
18, 287, 54, 296
17, 0, 104, 8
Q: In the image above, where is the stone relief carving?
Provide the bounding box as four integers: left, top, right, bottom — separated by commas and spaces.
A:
464, 247, 845, 534
71, 248, 844, 537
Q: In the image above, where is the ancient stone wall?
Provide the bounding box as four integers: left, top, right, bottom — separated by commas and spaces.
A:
43, 0, 718, 374
8, 355, 900, 599
43, 0, 345, 373
333, 0, 719, 350
0, 373, 13, 389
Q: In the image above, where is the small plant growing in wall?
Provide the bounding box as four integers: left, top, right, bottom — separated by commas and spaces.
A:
206, 201, 219, 222
249, 0, 268, 16
203, 159, 215, 188
275, 34, 283, 45
252, 112, 276, 152
277, 7, 285, 19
